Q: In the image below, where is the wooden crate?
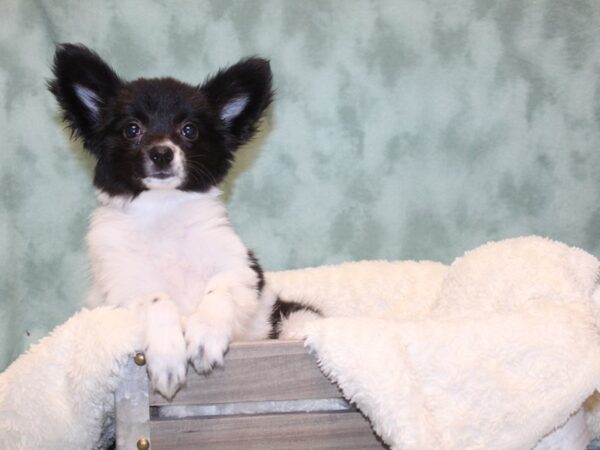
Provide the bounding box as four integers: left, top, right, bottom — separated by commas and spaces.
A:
115, 340, 387, 450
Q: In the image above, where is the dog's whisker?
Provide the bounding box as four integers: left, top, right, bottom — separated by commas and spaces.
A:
186, 160, 218, 186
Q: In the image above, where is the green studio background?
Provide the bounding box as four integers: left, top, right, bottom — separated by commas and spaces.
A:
2, 0, 600, 370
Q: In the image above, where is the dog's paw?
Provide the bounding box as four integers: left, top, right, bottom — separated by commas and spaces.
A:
185, 316, 230, 374
145, 327, 187, 400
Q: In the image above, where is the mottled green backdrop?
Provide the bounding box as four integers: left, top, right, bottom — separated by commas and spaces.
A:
1, 0, 600, 370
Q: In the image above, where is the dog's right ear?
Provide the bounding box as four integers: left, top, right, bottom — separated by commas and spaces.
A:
48, 43, 122, 146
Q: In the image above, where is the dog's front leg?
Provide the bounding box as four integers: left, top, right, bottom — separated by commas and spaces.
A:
185, 270, 259, 373
143, 294, 187, 400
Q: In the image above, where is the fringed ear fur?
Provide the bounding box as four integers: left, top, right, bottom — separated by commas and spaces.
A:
200, 57, 273, 146
48, 43, 122, 151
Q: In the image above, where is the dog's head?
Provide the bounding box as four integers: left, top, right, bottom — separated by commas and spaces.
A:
48, 44, 272, 197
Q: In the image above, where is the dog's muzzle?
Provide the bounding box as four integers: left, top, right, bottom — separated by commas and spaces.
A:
142, 142, 185, 189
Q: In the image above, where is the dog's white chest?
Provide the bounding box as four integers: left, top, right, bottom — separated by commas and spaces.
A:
87, 189, 247, 313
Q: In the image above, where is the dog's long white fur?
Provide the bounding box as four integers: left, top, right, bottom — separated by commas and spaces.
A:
86, 187, 276, 398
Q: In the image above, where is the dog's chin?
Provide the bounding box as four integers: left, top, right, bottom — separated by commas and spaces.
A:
142, 174, 183, 190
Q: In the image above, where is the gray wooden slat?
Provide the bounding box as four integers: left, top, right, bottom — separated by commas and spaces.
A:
149, 412, 388, 450
150, 340, 342, 406
115, 353, 151, 450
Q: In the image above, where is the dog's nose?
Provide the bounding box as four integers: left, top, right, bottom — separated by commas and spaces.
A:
148, 146, 174, 168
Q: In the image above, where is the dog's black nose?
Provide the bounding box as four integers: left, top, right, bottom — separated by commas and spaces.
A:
148, 146, 174, 168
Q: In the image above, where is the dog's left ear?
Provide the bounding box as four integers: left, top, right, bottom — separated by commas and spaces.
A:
201, 57, 273, 146
48, 43, 122, 150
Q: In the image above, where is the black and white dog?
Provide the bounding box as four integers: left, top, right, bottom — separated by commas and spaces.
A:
49, 44, 304, 399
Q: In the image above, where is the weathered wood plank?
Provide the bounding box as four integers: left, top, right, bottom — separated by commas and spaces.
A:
149, 412, 388, 450
115, 353, 151, 450
150, 340, 342, 406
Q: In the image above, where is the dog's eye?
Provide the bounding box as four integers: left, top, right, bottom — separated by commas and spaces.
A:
123, 123, 142, 139
181, 123, 199, 141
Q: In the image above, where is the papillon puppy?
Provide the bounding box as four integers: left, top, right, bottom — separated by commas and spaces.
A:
48, 43, 283, 399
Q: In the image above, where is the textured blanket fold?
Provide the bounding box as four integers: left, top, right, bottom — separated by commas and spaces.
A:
0, 307, 142, 450
2, 236, 600, 449
267, 236, 600, 450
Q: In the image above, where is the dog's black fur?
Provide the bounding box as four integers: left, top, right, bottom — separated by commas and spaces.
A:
48, 43, 272, 197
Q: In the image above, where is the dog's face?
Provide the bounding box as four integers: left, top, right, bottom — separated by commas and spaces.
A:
49, 44, 272, 196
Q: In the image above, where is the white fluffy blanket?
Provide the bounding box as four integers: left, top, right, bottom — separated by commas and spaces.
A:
2, 236, 600, 450
0, 307, 141, 450
267, 236, 600, 450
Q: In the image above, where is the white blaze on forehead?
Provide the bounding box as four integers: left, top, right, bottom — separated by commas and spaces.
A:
154, 139, 183, 154
221, 96, 249, 123
74, 84, 101, 116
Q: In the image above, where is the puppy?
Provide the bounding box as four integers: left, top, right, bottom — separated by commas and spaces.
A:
48, 43, 280, 399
